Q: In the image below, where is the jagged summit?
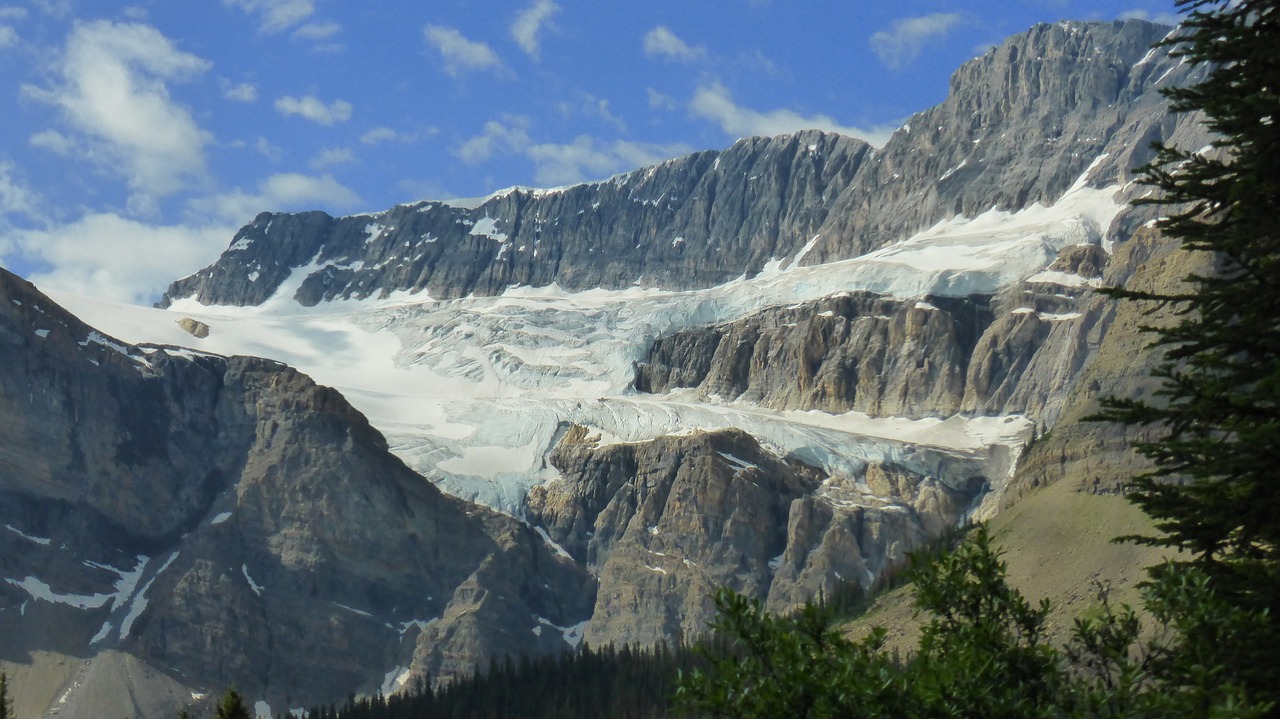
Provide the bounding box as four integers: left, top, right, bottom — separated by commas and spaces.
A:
159, 19, 1193, 312
2, 17, 1215, 719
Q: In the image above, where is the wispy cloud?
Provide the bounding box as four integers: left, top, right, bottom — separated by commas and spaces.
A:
424, 24, 504, 77
455, 116, 688, 187
455, 115, 532, 165
558, 93, 626, 132
511, 0, 559, 59
189, 172, 362, 226
0, 161, 38, 221
690, 81, 897, 146
1117, 9, 1181, 25
0, 24, 16, 47
309, 147, 355, 169
292, 21, 341, 40
23, 20, 212, 212
643, 26, 706, 63
525, 137, 692, 186
5, 212, 237, 304
648, 87, 677, 111
223, 0, 314, 33
220, 78, 258, 102
274, 94, 353, 125
360, 127, 433, 145
870, 13, 962, 70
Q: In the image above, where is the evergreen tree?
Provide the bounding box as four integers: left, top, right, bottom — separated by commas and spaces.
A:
213, 688, 253, 719
0, 672, 11, 719
1095, 0, 1280, 710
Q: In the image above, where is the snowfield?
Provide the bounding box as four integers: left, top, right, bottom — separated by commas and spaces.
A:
46, 178, 1122, 516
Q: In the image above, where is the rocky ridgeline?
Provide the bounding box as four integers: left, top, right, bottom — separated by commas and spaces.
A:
0, 268, 594, 715
0, 18, 1222, 718
160, 20, 1196, 309
633, 243, 1113, 425
160, 129, 869, 306
526, 426, 990, 648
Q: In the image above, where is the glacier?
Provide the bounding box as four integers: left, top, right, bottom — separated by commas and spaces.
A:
47, 174, 1122, 516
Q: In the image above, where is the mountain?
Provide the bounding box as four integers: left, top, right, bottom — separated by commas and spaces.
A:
1, 18, 1210, 718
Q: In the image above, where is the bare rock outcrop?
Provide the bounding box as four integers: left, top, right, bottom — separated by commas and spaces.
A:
0, 269, 593, 715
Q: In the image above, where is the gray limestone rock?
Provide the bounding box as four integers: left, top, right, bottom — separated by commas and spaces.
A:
159, 21, 1197, 311
0, 268, 593, 713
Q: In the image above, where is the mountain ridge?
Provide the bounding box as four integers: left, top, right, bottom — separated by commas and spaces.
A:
0, 17, 1214, 718
159, 19, 1194, 310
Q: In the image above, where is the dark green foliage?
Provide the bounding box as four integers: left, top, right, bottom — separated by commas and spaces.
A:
1092, 0, 1280, 710
306, 641, 702, 719
213, 689, 252, 719
677, 526, 1276, 718
678, 526, 1086, 718
676, 590, 900, 718
0, 672, 12, 719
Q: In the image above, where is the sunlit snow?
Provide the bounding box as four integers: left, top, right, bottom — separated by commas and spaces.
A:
45, 178, 1119, 516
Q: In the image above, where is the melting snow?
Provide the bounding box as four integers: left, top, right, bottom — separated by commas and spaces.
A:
120, 552, 178, 639
532, 526, 573, 561
4, 524, 51, 545
381, 666, 413, 696
242, 564, 264, 595
470, 216, 508, 243
4, 576, 111, 609
36, 179, 1111, 515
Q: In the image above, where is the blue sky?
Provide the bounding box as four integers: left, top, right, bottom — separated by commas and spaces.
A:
0, 0, 1179, 303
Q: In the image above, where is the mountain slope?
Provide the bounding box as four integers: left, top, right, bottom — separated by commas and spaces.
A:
0, 268, 594, 716
0, 18, 1215, 718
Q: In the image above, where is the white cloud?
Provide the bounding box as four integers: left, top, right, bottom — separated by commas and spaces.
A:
511, 0, 559, 59
0, 7, 30, 20
558, 93, 626, 132
254, 136, 282, 162
292, 21, 341, 40
525, 137, 692, 187
309, 147, 355, 169
690, 81, 897, 146
221, 79, 258, 102
274, 94, 353, 125
424, 24, 504, 77
224, 0, 314, 33
455, 116, 688, 187
0, 25, 16, 47
24, 20, 212, 208
870, 13, 962, 70
647, 87, 677, 111
360, 127, 400, 145
188, 172, 362, 227
6, 213, 237, 304
455, 116, 532, 164
0, 161, 38, 220
643, 26, 706, 63
28, 128, 77, 155
1118, 9, 1181, 25
360, 126, 431, 145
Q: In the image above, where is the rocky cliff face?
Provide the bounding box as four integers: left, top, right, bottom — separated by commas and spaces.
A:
159, 20, 1197, 310
160, 129, 870, 306
0, 17, 1220, 719
525, 425, 993, 645
0, 268, 594, 716
632, 240, 1110, 425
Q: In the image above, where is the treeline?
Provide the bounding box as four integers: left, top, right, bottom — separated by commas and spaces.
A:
296, 568, 888, 719
303, 641, 700, 719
